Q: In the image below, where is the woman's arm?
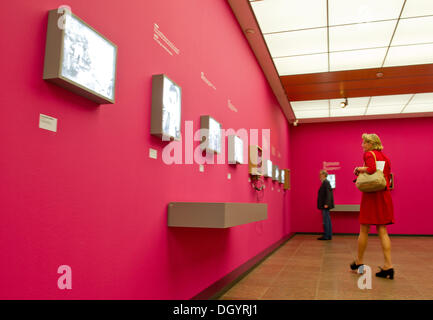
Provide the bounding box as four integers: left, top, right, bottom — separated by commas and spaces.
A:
354, 152, 376, 175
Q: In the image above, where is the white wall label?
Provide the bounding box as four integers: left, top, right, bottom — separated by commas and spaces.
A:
149, 148, 158, 159
199, 165, 204, 172
227, 173, 231, 180
39, 114, 57, 132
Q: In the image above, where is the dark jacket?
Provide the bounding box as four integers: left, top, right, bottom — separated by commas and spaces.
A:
317, 179, 335, 210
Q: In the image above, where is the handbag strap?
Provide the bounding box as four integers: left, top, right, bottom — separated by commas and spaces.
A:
363, 151, 377, 166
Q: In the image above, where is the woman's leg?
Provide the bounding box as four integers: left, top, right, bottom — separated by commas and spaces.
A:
377, 225, 393, 269
357, 224, 370, 264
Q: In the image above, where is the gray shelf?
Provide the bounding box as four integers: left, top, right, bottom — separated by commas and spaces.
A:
168, 202, 268, 228
330, 205, 360, 212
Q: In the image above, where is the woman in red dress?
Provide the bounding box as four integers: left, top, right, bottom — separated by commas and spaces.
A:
350, 133, 395, 279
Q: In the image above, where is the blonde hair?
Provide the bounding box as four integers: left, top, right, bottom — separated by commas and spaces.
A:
320, 170, 328, 177
362, 133, 383, 150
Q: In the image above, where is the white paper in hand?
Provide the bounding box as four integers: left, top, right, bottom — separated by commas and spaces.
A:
376, 161, 385, 171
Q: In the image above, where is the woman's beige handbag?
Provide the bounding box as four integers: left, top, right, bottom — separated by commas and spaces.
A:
356, 151, 387, 192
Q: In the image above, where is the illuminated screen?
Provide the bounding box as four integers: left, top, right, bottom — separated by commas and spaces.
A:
266, 160, 272, 177
327, 174, 336, 189
61, 12, 116, 100
162, 76, 181, 140
281, 170, 285, 183
234, 136, 243, 164
273, 165, 279, 181
208, 117, 222, 153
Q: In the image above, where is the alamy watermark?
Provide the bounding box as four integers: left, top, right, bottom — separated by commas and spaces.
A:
357, 265, 372, 290
160, 121, 270, 166
57, 265, 72, 290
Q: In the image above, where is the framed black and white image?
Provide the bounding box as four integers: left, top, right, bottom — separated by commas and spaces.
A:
327, 174, 336, 189
43, 9, 117, 104
200, 116, 222, 154
272, 164, 279, 181
151, 74, 182, 141
264, 159, 272, 178
228, 135, 244, 164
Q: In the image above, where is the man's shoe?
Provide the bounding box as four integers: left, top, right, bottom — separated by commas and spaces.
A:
317, 237, 331, 240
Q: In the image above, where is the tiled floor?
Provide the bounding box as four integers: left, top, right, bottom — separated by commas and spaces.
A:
219, 234, 433, 300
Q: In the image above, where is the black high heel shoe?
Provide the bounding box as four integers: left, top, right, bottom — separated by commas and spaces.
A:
350, 261, 364, 271
376, 267, 394, 279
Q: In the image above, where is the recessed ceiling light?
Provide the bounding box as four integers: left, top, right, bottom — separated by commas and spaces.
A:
376, 72, 384, 78
245, 28, 255, 34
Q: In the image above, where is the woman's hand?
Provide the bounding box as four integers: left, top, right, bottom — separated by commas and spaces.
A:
354, 167, 360, 175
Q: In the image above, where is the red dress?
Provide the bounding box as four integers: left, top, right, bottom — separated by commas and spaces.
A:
359, 150, 394, 225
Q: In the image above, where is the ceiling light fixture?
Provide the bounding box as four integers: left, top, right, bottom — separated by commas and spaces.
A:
340, 97, 348, 108
245, 28, 255, 34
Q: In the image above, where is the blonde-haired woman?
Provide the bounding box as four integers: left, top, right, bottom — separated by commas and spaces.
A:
351, 133, 395, 279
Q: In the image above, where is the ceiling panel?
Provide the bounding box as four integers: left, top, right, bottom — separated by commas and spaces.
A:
330, 107, 366, 117
365, 105, 405, 115
403, 104, 433, 113
369, 93, 412, 107
235, 0, 433, 122
294, 109, 329, 119
409, 92, 433, 104
264, 28, 327, 57
291, 99, 329, 111
251, 0, 327, 33
274, 53, 328, 76
328, 0, 404, 26
384, 43, 433, 67
403, 92, 433, 113
392, 16, 433, 46
329, 20, 396, 51
329, 48, 387, 72
401, 0, 433, 18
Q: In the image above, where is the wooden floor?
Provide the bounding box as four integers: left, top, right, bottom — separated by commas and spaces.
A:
219, 234, 433, 300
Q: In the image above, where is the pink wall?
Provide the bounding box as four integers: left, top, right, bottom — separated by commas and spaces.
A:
290, 117, 433, 235
0, 1, 291, 299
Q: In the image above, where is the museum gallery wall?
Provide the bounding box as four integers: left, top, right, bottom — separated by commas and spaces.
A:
290, 117, 433, 235
0, 0, 291, 299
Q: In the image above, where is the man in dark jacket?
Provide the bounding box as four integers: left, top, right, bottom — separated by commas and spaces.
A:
317, 170, 334, 240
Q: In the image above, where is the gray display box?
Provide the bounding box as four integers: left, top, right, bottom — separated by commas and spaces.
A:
151, 74, 182, 141
43, 9, 117, 104
200, 115, 222, 154
168, 202, 268, 228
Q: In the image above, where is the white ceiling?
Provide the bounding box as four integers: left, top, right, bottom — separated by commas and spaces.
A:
250, 0, 433, 76
249, 0, 433, 120
291, 93, 433, 119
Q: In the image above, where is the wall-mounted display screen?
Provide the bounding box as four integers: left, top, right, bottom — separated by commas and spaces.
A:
283, 169, 291, 190
327, 174, 336, 189
248, 145, 263, 176
228, 135, 243, 164
200, 116, 222, 154
280, 169, 285, 184
151, 74, 181, 140
264, 159, 273, 178
272, 164, 279, 181
43, 9, 117, 104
